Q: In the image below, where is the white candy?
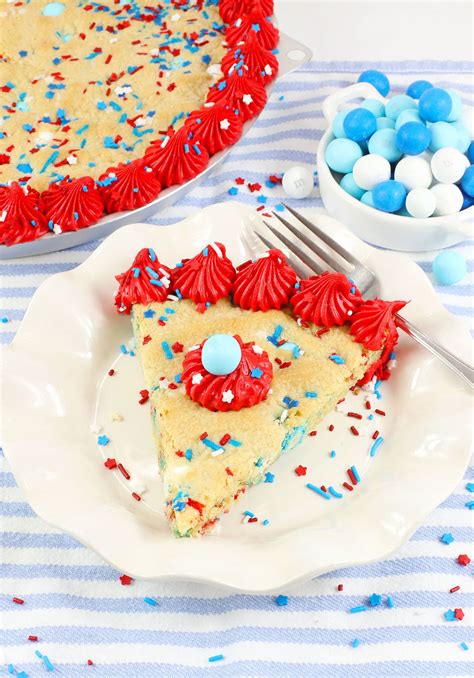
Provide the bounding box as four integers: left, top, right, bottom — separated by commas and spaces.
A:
394, 156, 432, 190
282, 166, 314, 199
430, 147, 470, 184
406, 188, 436, 218
430, 183, 464, 216
352, 154, 390, 190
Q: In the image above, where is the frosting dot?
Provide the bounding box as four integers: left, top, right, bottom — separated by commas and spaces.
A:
201, 334, 242, 376
42, 2, 66, 16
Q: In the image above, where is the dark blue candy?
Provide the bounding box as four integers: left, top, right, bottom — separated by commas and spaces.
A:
419, 88, 452, 122
406, 80, 433, 99
373, 180, 407, 213
396, 122, 431, 155
358, 70, 390, 97
460, 165, 474, 198
467, 141, 474, 164
343, 107, 377, 142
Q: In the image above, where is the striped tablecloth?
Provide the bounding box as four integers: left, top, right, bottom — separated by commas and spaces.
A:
1, 61, 473, 677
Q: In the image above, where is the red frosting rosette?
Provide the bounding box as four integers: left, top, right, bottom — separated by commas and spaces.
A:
99, 159, 161, 213
115, 247, 172, 313
171, 242, 236, 305
290, 272, 362, 327
181, 335, 273, 412
41, 176, 104, 232
219, 0, 274, 23
144, 126, 209, 189
233, 249, 297, 311
0, 182, 49, 246
206, 72, 267, 122
184, 102, 243, 156
225, 13, 279, 51
221, 32, 279, 83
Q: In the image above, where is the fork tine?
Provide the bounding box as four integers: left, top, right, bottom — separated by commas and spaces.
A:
262, 221, 326, 275
271, 211, 343, 272
282, 203, 358, 267
254, 230, 311, 279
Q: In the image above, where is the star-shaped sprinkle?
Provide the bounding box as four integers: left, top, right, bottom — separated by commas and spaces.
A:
104, 458, 117, 470
119, 574, 133, 586
441, 532, 454, 545
172, 342, 184, 353
220, 118, 230, 130
369, 593, 382, 607
444, 609, 456, 621
275, 595, 288, 606
143, 309, 155, 318
457, 554, 471, 566
222, 390, 234, 403
455, 608, 465, 620
250, 367, 263, 379
97, 435, 110, 446
264, 472, 274, 483
242, 93, 253, 105
295, 465, 307, 476
192, 373, 203, 385
252, 344, 263, 355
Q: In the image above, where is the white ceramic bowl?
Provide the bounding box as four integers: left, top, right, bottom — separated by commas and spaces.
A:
317, 82, 474, 251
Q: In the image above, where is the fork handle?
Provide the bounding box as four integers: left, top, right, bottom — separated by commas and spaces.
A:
395, 313, 474, 389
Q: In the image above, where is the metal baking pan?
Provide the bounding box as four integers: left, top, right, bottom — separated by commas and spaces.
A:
0, 32, 312, 260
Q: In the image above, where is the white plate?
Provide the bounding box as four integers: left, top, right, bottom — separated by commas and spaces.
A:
2, 202, 472, 592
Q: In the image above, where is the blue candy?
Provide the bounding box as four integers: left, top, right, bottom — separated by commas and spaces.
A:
368, 128, 402, 162
372, 180, 407, 213
461, 165, 474, 197
325, 138, 363, 174
451, 121, 471, 153
396, 122, 431, 155
467, 141, 474, 164
343, 108, 377, 142
376, 116, 395, 130
361, 98, 385, 118
358, 70, 390, 96
428, 121, 458, 152
394, 109, 422, 130
446, 89, 463, 122
419, 87, 452, 122
385, 95, 417, 121
461, 190, 474, 210
332, 110, 349, 138
406, 80, 433, 99
360, 191, 374, 207
201, 334, 242, 376
42, 2, 65, 16
340, 172, 364, 199
433, 251, 467, 286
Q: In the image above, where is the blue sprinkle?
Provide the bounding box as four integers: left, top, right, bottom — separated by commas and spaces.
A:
145, 266, 159, 279
174, 374, 181, 383
8, 665, 15, 675
97, 101, 107, 110
1, 317, 9, 323
148, 248, 156, 261
307, 483, 331, 500
305, 391, 317, 398
257, 195, 267, 204
161, 342, 173, 360
369, 436, 384, 457
264, 472, 275, 483
35, 650, 43, 658
228, 439, 242, 447
466, 483, 474, 492
165, 307, 175, 314
132, 267, 140, 278
143, 309, 155, 318
17, 163, 33, 173
193, 144, 201, 155
368, 413, 374, 420
328, 486, 343, 498
387, 596, 394, 608
251, 367, 263, 379
274, 203, 285, 211
228, 186, 238, 195
76, 124, 89, 135
202, 438, 223, 453
352, 639, 360, 648
251, 22, 261, 32
254, 457, 264, 467
39, 151, 59, 174
262, 519, 269, 526
97, 435, 109, 446
185, 449, 193, 461
243, 511, 255, 517
329, 354, 345, 365
275, 595, 288, 606
444, 609, 456, 621
202, 247, 209, 256
350, 605, 368, 614
283, 396, 299, 409
149, 279, 163, 287
42, 655, 55, 672
369, 593, 382, 607
460, 642, 469, 651
208, 655, 224, 663
350, 465, 361, 483
143, 597, 158, 607
19, 50, 28, 57
158, 316, 167, 323
175, 289, 182, 300
466, 501, 474, 510
330, 450, 336, 458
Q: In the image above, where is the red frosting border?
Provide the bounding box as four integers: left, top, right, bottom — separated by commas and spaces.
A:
1, 0, 278, 247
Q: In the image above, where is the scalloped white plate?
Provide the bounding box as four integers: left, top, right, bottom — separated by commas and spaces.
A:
2, 202, 472, 592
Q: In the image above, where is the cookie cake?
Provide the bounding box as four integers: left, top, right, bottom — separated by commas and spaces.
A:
0, 0, 278, 245
114, 242, 406, 537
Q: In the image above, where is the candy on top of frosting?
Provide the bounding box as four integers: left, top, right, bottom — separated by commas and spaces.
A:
115, 248, 172, 314
181, 334, 273, 412
233, 249, 297, 312
290, 272, 363, 327
221, 32, 279, 83
0, 182, 49, 246
144, 126, 209, 189
350, 298, 407, 351
184, 102, 243, 156
171, 242, 236, 305
219, 0, 275, 24
40, 176, 104, 233
206, 71, 267, 123
99, 159, 161, 214
225, 12, 280, 51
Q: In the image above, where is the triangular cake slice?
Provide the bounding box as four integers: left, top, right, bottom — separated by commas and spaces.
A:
115, 243, 405, 537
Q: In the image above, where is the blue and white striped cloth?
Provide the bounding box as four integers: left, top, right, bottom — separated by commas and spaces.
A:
1, 61, 473, 677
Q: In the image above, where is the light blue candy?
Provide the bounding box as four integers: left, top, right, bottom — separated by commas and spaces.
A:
362, 98, 385, 118
325, 138, 363, 174
340, 173, 364, 199
360, 191, 374, 207
406, 80, 433, 100
201, 334, 242, 376
395, 109, 422, 130
332, 110, 348, 138
343, 108, 377, 142
376, 116, 395, 130
396, 122, 431, 155
368, 128, 402, 162
451, 121, 471, 153
433, 251, 467, 285
446, 89, 463, 122
372, 180, 407, 213
461, 165, 474, 197
385, 95, 417, 121
42, 2, 65, 16
419, 87, 452, 122
358, 70, 390, 97
428, 121, 458, 152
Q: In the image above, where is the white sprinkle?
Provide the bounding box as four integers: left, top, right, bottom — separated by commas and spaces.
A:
211, 448, 224, 457
0, 210, 6, 223
210, 242, 223, 257
252, 344, 263, 355
222, 389, 234, 403
160, 135, 170, 149
242, 93, 253, 105
219, 118, 230, 130
171, 13, 180, 21
264, 64, 273, 75
279, 409, 289, 423
192, 373, 203, 385
188, 344, 200, 352
67, 154, 77, 165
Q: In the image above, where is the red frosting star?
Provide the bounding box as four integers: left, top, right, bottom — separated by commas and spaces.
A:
119, 574, 133, 586
295, 465, 307, 476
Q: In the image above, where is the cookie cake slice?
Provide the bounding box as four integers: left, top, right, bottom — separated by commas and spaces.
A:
115, 243, 405, 537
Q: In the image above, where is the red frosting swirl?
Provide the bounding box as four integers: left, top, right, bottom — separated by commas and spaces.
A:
220, 0, 274, 23
0, 182, 49, 246
350, 298, 407, 351
171, 242, 236, 305
225, 13, 279, 51
206, 72, 267, 122
99, 159, 161, 213
181, 335, 273, 412
184, 102, 243, 156
144, 126, 209, 189
115, 248, 172, 313
41, 176, 104, 232
233, 249, 297, 311
222, 32, 279, 83
291, 272, 363, 327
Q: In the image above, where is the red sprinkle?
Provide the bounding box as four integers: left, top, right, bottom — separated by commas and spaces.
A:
235, 177, 245, 185
132, 492, 141, 502
172, 342, 184, 353
108, 369, 115, 376
372, 430, 380, 440
309, 430, 317, 437
328, 424, 334, 432
104, 458, 117, 470
455, 608, 464, 620
365, 400, 371, 410
119, 574, 133, 586
350, 425, 359, 436
143, 335, 152, 345
337, 584, 344, 591
316, 328, 330, 338
375, 409, 386, 416
342, 482, 353, 491
450, 586, 460, 593
175, 450, 184, 457
320, 485, 327, 493
347, 468, 358, 485
28, 635, 38, 641
279, 361, 292, 369
225, 467, 234, 476
117, 463, 130, 480
12, 597, 24, 605
457, 554, 471, 566
87, 659, 94, 666
248, 516, 258, 523
199, 432, 208, 440
219, 433, 231, 446
347, 412, 362, 419
295, 465, 307, 476
138, 389, 149, 404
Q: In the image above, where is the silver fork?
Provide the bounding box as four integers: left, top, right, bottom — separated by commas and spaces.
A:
250, 204, 474, 389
